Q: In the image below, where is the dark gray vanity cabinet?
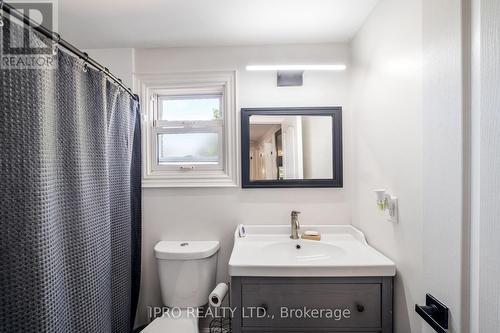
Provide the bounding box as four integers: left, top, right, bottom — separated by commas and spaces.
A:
230, 277, 393, 333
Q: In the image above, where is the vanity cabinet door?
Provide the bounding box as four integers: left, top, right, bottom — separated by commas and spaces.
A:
241, 283, 381, 329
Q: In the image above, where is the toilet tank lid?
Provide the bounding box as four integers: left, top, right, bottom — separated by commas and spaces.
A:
154, 241, 220, 260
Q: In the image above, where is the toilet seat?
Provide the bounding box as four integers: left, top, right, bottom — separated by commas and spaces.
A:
141, 313, 199, 333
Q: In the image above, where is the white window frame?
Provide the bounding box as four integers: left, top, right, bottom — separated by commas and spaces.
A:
136, 71, 238, 187
153, 91, 224, 171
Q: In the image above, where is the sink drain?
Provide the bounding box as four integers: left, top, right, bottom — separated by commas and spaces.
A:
296, 244, 301, 250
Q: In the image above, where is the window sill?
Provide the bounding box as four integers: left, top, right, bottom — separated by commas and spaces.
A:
142, 176, 239, 188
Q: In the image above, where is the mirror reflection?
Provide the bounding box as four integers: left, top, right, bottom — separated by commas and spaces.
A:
249, 115, 333, 181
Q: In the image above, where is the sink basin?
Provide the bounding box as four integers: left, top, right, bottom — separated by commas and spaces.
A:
228, 225, 396, 277
262, 241, 346, 262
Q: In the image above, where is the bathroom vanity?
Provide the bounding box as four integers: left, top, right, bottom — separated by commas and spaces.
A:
228, 225, 396, 333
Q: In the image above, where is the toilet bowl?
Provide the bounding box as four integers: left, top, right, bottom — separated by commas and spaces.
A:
142, 241, 220, 333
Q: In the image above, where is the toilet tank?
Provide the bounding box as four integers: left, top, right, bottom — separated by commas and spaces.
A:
154, 241, 220, 308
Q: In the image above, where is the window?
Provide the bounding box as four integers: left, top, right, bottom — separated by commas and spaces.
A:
137, 71, 238, 187
154, 94, 224, 170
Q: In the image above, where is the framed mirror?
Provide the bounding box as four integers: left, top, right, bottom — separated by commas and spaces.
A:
241, 107, 343, 188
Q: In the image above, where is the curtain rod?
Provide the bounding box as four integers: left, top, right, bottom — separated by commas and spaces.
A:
0, 2, 139, 101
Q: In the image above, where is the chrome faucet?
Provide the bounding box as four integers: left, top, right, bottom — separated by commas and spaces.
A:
290, 210, 301, 239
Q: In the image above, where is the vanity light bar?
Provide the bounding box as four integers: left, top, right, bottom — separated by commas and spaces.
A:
246, 64, 347, 71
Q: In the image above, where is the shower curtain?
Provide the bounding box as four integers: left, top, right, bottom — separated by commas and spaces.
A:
0, 20, 141, 333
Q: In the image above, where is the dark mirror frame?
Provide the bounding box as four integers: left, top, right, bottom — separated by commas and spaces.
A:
241, 107, 343, 188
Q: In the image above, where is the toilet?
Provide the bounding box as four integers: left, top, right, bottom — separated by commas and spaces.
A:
143, 240, 220, 333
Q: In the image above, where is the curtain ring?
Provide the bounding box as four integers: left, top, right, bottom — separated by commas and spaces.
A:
82, 52, 89, 72
52, 33, 60, 55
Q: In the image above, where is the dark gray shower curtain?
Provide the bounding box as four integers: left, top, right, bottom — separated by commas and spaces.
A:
0, 21, 141, 333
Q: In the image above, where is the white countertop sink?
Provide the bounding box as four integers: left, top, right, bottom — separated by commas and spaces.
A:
228, 225, 396, 277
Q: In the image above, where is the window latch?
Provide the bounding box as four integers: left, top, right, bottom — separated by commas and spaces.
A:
181, 121, 196, 128
179, 166, 195, 171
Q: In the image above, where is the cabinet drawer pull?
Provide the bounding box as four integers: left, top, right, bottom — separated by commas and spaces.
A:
356, 303, 365, 312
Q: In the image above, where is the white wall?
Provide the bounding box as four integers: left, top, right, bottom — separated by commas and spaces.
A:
421, 0, 467, 331
350, 0, 424, 332
133, 44, 351, 326
470, 0, 500, 331
82, 48, 135, 88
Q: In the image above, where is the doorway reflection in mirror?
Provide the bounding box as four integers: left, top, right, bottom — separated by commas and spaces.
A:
249, 115, 333, 181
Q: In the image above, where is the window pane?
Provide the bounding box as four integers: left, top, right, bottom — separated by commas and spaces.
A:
158, 133, 219, 164
159, 97, 222, 121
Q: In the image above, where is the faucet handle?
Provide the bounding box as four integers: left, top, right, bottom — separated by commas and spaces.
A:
291, 210, 301, 216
